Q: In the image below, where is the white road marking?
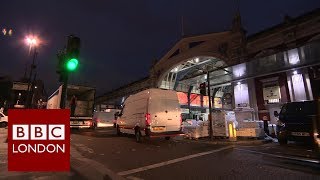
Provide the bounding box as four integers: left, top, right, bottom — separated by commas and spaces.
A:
235, 148, 320, 164
117, 145, 233, 176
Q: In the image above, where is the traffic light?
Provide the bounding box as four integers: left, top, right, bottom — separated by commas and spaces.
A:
56, 35, 81, 82
66, 58, 78, 71
65, 35, 81, 72
199, 82, 206, 95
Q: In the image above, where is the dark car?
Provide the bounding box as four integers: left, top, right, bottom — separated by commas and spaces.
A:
275, 101, 320, 149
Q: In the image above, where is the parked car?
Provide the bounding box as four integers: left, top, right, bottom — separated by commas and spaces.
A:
0, 112, 8, 128
116, 88, 183, 142
274, 100, 320, 150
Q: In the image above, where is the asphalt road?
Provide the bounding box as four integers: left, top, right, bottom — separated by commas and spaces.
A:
71, 128, 320, 180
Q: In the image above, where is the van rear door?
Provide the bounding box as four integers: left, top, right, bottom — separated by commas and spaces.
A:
149, 98, 181, 132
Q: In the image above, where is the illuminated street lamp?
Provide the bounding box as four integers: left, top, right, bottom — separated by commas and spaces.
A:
26, 37, 37, 45
25, 36, 38, 55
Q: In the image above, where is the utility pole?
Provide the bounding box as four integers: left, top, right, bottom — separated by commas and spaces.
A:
25, 48, 38, 108
187, 85, 193, 118
60, 72, 68, 109
207, 70, 213, 140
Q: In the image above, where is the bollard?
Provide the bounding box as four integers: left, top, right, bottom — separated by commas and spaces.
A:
270, 124, 276, 137
228, 122, 237, 141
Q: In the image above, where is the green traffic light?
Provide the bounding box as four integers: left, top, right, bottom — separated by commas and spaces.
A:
66, 58, 78, 71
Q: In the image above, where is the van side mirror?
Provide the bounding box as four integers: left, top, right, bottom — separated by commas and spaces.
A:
274, 111, 279, 117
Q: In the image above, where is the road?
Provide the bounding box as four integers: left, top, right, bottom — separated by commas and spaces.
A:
71, 128, 320, 180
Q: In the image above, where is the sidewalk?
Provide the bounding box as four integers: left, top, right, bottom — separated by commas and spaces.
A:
175, 135, 273, 146
70, 146, 124, 180
0, 128, 78, 179
0, 128, 122, 180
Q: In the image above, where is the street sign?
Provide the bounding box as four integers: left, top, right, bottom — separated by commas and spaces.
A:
12, 82, 28, 91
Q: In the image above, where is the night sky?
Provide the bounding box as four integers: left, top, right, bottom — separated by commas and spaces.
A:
1, 0, 319, 95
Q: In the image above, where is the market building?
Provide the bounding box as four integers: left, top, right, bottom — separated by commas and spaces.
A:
96, 9, 320, 138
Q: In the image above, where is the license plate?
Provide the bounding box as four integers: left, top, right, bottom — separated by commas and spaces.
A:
291, 132, 309, 136
152, 126, 165, 131
72, 121, 79, 124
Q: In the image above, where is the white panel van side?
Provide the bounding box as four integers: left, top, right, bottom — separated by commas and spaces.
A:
116, 88, 183, 142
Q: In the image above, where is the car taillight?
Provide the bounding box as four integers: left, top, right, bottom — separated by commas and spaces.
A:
145, 113, 151, 126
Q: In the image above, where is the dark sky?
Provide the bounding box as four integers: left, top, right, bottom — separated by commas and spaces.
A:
1, 0, 319, 95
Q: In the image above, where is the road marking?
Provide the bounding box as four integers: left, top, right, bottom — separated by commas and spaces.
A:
117, 145, 233, 176
235, 148, 320, 164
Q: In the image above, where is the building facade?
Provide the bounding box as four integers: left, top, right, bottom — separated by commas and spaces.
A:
95, 9, 320, 137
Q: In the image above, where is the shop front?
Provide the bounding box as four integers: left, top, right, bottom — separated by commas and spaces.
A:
181, 41, 320, 139
213, 41, 319, 138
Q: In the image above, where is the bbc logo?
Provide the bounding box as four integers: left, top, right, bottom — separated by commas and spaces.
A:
8, 109, 70, 171
13, 124, 65, 140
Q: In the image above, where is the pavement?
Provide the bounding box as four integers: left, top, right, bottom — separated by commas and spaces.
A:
180, 136, 273, 145
0, 128, 122, 180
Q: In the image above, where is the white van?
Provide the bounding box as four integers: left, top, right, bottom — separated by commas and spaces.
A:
116, 88, 183, 142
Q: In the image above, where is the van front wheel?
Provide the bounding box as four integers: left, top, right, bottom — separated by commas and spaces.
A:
135, 129, 142, 143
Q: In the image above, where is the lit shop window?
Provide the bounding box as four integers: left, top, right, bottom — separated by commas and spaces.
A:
291, 73, 307, 101
263, 85, 281, 104
234, 82, 249, 107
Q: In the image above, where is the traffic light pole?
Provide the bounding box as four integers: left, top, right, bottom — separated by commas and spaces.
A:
60, 72, 68, 109
207, 71, 213, 140
57, 35, 80, 109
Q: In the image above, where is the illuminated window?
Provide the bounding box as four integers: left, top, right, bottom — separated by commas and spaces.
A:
288, 48, 300, 65
232, 63, 246, 77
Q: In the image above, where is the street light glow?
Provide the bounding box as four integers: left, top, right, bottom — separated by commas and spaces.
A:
25, 36, 38, 46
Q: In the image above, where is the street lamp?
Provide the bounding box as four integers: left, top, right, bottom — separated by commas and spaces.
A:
25, 36, 38, 55
25, 35, 39, 108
